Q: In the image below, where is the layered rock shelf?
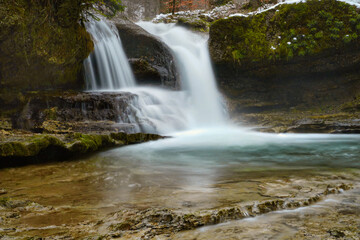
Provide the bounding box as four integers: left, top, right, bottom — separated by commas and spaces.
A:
0, 132, 164, 168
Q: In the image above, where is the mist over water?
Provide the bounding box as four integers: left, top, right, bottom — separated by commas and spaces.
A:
105, 128, 360, 170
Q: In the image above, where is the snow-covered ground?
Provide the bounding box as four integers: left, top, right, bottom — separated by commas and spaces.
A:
152, 0, 360, 23
229, 0, 360, 18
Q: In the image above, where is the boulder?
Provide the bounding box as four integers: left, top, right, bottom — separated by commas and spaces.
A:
209, 0, 360, 115
114, 19, 179, 89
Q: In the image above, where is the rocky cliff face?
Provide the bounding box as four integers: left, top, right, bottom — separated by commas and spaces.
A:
0, 0, 93, 116
209, 0, 360, 114
120, 0, 161, 21
10, 91, 157, 134
115, 19, 179, 89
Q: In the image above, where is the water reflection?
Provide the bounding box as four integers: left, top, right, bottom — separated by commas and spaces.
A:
0, 129, 359, 214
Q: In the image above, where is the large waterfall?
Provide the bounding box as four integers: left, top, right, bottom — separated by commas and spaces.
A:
138, 22, 226, 127
84, 20, 226, 134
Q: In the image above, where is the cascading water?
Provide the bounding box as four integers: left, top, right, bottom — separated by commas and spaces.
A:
138, 22, 226, 127
84, 20, 227, 134
84, 20, 135, 90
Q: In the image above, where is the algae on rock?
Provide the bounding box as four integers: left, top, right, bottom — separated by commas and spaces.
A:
210, 0, 360, 64
209, 0, 360, 126
0, 132, 164, 167
0, 0, 94, 112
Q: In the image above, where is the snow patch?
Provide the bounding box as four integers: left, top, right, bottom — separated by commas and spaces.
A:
152, 0, 360, 24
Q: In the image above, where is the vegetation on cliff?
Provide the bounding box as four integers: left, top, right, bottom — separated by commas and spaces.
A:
210, 0, 360, 64
0, 0, 125, 114
0, 1, 91, 91
208, 0, 360, 132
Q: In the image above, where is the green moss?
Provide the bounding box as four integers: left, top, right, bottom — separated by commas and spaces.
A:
110, 132, 127, 144
68, 133, 115, 153
315, 31, 324, 39
0, 142, 28, 157
177, 17, 210, 32
0, 135, 66, 157
341, 95, 360, 112
0, 0, 94, 103
43, 107, 58, 120
0, 197, 9, 207
0, 132, 164, 162
210, 0, 360, 63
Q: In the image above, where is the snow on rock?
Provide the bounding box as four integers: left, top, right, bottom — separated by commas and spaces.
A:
151, 0, 360, 25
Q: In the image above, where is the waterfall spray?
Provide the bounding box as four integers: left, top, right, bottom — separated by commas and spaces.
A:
84, 20, 227, 134
137, 22, 226, 127
84, 20, 136, 90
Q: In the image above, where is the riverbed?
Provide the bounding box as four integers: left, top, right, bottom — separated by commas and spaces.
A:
0, 128, 359, 239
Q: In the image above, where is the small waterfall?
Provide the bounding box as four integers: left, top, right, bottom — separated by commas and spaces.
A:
137, 22, 226, 127
84, 20, 227, 134
84, 20, 136, 90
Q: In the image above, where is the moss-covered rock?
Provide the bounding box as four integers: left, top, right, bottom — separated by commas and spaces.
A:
0, 0, 94, 113
67, 133, 114, 153
210, 0, 360, 64
0, 132, 165, 167
177, 17, 210, 32
209, 0, 360, 119
0, 135, 65, 158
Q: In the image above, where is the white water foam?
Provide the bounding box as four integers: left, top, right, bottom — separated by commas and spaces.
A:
84, 20, 136, 90
137, 22, 226, 127
85, 20, 227, 134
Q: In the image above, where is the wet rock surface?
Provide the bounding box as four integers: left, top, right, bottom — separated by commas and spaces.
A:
105, 183, 353, 239
0, 163, 359, 239
11, 91, 137, 133
6, 91, 168, 134
231, 108, 360, 133
0, 131, 164, 168
114, 18, 179, 89
171, 188, 360, 239
0, 90, 166, 167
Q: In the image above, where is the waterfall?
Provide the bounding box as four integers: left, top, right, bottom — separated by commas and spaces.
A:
84, 20, 227, 134
137, 22, 226, 127
84, 20, 136, 90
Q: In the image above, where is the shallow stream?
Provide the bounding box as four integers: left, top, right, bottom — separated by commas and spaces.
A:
1, 129, 359, 238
